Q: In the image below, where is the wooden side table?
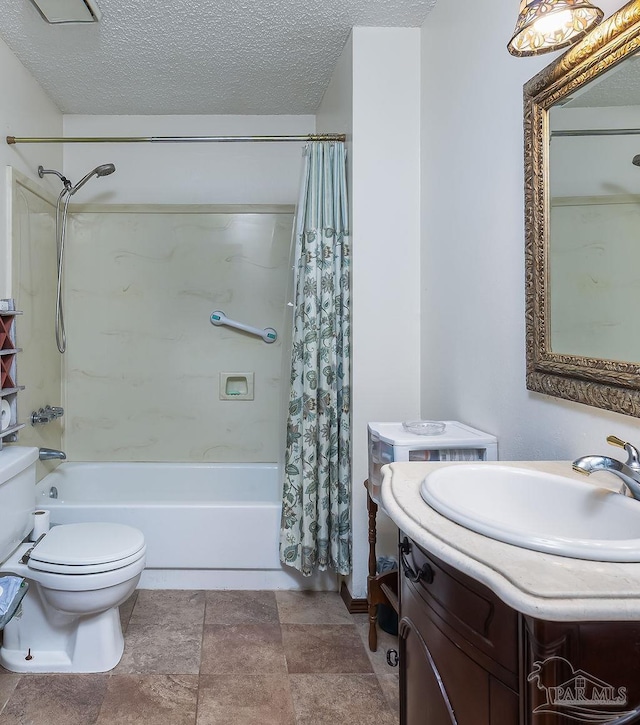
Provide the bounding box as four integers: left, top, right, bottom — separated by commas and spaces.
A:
365, 478, 398, 652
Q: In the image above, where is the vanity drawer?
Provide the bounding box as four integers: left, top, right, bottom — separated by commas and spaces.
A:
399, 534, 518, 675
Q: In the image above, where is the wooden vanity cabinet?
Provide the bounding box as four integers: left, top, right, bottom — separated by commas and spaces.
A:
399, 533, 640, 725
399, 533, 519, 724
521, 617, 640, 723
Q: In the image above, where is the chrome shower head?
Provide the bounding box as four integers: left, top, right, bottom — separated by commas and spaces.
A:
95, 163, 116, 177
69, 163, 116, 196
633, 155, 640, 167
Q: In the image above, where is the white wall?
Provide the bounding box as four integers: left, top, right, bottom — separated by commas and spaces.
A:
61, 115, 315, 205
0, 37, 63, 473
419, 0, 640, 463
10, 173, 63, 477
0, 35, 62, 297
317, 28, 422, 599
316, 33, 353, 200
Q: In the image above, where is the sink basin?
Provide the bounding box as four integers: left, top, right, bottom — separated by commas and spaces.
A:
420, 464, 640, 561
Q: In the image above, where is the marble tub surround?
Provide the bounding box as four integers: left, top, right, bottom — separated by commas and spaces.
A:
0, 589, 399, 725
381, 460, 640, 622
63, 207, 293, 463
10, 171, 63, 479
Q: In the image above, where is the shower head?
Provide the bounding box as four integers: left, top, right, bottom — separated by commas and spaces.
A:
69, 163, 116, 196
95, 163, 116, 177
633, 155, 640, 167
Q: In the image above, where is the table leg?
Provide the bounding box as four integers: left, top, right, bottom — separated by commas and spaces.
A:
366, 480, 378, 652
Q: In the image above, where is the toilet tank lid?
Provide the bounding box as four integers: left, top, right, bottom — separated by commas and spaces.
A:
0, 447, 39, 486
30, 522, 145, 566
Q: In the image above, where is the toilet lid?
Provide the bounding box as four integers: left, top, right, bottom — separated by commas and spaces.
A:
28, 523, 145, 569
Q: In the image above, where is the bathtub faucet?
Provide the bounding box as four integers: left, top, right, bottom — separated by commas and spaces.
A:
39, 447, 66, 461
31, 405, 64, 426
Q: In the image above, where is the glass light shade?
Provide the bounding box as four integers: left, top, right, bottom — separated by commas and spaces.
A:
508, 0, 604, 57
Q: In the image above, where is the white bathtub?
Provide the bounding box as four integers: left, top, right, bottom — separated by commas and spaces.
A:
33, 462, 312, 590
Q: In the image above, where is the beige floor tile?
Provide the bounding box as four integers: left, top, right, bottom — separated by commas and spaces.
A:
275, 591, 353, 625
353, 613, 400, 676
0, 589, 400, 725
0, 673, 20, 715
129, 589, 205, 628
204, 591, 279, 625
378, 673, 400, 719
114, 621, 202, 674
290, 673, 397, 725
197, 674, 295, 725
0, 674, 108, 725
95, 675, 198, 725
200, 624, 287, 675
282, 624, 373, 674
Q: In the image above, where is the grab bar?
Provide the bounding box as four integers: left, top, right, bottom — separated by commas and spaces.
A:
210, 310, 277, 344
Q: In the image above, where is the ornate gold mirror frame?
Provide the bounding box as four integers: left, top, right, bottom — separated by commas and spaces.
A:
525, 0, 640, 417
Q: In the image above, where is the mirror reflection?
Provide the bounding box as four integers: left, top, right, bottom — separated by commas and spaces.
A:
548, 54, 640, 363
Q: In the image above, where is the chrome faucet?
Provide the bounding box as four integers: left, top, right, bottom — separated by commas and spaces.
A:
572, 435, 640, 500
31, 405, 64, 426
38, 447, 66, 461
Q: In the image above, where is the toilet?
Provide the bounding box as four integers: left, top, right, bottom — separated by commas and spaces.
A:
0, 446, 146, 673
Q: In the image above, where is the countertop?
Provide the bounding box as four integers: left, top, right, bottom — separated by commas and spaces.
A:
380, 460, 640, 622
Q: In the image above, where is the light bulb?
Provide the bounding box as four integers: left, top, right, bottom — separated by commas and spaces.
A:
532, 9, 573, 35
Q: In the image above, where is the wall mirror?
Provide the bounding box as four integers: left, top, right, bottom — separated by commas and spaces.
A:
525, 0, 640, 416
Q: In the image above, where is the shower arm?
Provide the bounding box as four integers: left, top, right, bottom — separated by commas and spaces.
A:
38, 166, 71, 189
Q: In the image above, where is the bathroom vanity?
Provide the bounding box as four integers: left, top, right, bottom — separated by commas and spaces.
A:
382, 461, 640, 725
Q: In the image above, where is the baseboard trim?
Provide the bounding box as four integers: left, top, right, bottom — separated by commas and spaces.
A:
340, 581, 368, 613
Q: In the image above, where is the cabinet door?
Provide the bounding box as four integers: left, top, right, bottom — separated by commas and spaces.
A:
399, 611, 457, 724
400, 581, 492, 725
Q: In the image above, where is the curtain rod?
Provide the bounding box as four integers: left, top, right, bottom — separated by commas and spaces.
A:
6, 133, 346, 145
551, 128, 640, 138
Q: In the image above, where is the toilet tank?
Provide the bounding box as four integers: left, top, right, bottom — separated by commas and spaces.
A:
0, 446, 38, 561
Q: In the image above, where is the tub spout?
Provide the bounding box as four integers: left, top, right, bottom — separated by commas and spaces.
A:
38, 447, 66, 461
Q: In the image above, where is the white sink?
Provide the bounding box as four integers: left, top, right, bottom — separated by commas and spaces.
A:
420, 464, 640, 561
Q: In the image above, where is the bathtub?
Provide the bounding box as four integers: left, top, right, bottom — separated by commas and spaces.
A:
33, 462, 306, 589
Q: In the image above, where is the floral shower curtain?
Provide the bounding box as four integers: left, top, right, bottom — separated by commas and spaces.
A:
279, 141, 351, 577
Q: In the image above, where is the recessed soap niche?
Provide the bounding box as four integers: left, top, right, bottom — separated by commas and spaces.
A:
219, 372, 254, 401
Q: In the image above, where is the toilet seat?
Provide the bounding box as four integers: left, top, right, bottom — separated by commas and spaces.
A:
27, 523, 146, 575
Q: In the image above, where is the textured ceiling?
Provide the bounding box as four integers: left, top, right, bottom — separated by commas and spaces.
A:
0, 0, 437, 115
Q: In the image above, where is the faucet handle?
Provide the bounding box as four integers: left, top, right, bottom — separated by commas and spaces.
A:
607, 435, 640, 469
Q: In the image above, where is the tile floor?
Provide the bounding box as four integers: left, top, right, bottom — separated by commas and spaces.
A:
0, 590, 399, 724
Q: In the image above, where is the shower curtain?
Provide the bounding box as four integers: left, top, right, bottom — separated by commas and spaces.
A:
279, 141, 351, 577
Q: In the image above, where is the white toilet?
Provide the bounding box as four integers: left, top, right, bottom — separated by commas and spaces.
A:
0, 446, 146, 673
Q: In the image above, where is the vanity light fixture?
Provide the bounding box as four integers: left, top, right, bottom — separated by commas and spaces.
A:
28, 0, 102, 24
508, 0, 604, 57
